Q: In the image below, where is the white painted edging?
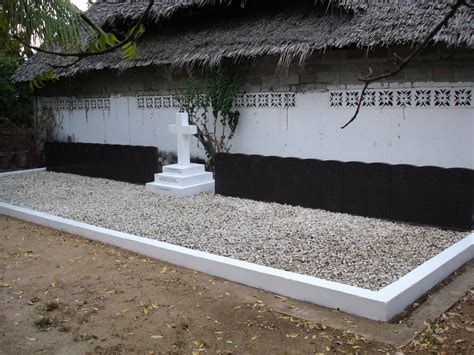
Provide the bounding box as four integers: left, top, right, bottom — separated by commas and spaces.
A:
0, 167, 46, 177
0, 202, 472, 322
378, 233, 474, 320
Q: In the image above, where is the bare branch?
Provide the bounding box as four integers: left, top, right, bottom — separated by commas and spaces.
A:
340, 81, 369, 129
79, 12, 107, 36
341, 0, 466, 129
49, 58, 82, 69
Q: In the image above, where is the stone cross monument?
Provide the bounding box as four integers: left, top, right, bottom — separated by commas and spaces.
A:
169, 112, 197, 166
146, 112, 215, 197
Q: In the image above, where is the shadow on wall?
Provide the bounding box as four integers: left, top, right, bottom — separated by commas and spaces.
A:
157, 150, 206, 171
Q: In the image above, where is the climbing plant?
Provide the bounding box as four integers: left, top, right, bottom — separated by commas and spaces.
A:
169, 66, 240, 170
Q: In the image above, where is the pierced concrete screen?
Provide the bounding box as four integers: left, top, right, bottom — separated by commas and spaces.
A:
329, 87, 473, 108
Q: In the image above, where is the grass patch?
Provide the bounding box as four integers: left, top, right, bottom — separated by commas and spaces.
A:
34, 316, 52, 328
45, 301, 59, 312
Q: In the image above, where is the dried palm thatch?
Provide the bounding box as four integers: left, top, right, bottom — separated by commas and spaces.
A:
12, 0, 474, 83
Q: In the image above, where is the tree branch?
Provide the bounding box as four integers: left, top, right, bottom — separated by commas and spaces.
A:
50, 57, 82, 69
79, 12, 107, 37
15, 0, 154, 60
341, 0, 466, 129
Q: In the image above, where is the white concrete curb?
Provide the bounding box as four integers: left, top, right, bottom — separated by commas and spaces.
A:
0, 202, 472, 322
377, 233, 474, 320
0, 167, 46, 177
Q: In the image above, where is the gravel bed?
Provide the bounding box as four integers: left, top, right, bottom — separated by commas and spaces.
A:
0, 172, 469, 290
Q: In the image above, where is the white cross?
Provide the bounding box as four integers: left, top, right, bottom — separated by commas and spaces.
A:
169, 112, 197, 167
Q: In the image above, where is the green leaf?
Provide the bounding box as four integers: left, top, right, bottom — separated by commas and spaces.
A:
104, 33, 120, 47
29, 70, 59, 91
122, 41, 138, 60
129, 24, 146, 39
98, 35, 107, 51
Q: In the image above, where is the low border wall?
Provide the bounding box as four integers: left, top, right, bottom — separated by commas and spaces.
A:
0, 202, 472, 322
215, 153, 474, 229
46, 142, 159, 184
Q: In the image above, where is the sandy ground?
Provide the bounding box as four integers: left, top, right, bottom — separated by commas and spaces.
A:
0, 215, 473, 354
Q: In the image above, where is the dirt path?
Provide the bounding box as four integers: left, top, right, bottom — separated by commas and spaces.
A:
0, 215, 472, 354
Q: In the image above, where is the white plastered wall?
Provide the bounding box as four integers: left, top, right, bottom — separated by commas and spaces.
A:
42, 81, 474, 169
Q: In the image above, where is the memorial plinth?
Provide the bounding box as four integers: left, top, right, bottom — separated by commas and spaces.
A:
146, 112, 215, 197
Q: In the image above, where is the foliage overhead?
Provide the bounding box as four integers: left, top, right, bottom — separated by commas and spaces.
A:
1, 0, 86, 50
1, 0, 152, 89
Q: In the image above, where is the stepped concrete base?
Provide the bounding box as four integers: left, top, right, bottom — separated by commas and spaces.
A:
146, 163, 215, 197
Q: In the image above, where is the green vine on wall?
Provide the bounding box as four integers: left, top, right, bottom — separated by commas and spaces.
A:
168, 66, 240, 170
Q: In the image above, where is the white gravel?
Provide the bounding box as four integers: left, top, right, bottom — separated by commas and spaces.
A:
0, 172, 469, 290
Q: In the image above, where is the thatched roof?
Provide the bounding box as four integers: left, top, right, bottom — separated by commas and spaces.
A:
12, 0, 474, 83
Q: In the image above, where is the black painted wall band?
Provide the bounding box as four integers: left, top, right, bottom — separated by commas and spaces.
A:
215, 153, 474, 230
45, 142, 159, 184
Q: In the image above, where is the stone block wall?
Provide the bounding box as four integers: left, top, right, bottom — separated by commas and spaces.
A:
37, 45, 474, 97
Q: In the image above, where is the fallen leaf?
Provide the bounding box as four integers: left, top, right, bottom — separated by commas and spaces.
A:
150, 335, 163, 339
286, 333, 299, 338
251, 335, 257, 341
193, 339, 207, 349
25, 337, 38, 341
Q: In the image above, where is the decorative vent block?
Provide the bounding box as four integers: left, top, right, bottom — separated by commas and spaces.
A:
41, 98, 111, 111
329, 87, 472, 108
137, 95, 180, 109
234, 92, 296, 108
137, 92, 296, 110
